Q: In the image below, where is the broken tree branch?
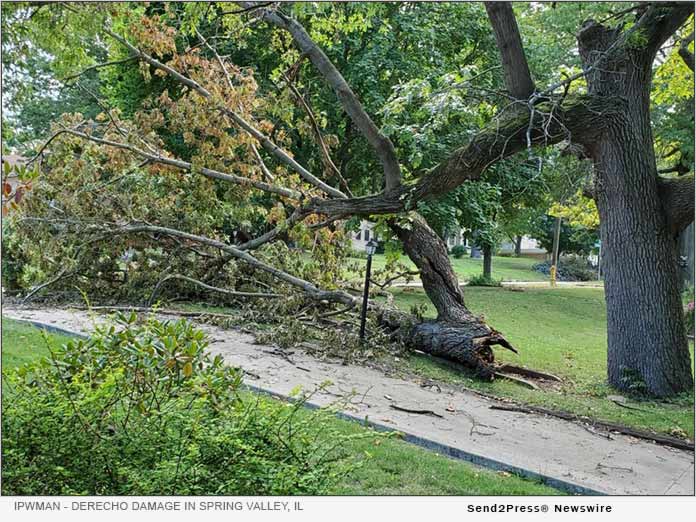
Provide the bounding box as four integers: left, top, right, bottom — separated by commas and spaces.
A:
104, 27, 346, 199
241, 2, 402, 193
56, 127, 303, 200
390, 404, 444, 418
484, 2, 536, 100
61, 55, 138, 82
202, 208, 305, 278
147, 273, 280, 306
113, 222, 358, 307
493, 371, 539, 390
495, 364, 563, 382
371, 269, 421, 289
22, 268, 74, 303
489, 403, 694, 451
305, 94, 624, 218
281, 72, 354, 197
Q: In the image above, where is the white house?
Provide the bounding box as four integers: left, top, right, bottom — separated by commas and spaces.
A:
498, 236, 547, 256
351, 220, 380, 251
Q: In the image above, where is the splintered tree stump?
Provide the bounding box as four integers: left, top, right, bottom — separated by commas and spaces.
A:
377, 308, 517, 379
409, 320, 515, 379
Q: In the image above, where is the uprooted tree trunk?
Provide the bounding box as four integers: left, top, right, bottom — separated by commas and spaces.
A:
382, 213, 516, 378
249, 3, 520, 378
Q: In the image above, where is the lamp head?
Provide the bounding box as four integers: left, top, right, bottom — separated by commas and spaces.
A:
365, 239, 378, 256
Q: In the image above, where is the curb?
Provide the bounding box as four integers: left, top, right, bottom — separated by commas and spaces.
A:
11, 319, 90, 340
243, 383, 604, 496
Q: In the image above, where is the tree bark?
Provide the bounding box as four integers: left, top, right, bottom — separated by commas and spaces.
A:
578, 17, 694, 396
484, 1, 535, 100
677, 223, 695, 290
514, 235, 522, 256
483, 244, 493, 279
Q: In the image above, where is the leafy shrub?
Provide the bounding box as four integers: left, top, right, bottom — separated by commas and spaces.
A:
1, 220, 27, 293
450, 245, 467, 259
2, 314, 366, 495
532, 255, 596, 281
468, 275, 502, 287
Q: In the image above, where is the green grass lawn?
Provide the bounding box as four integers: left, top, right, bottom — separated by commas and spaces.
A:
1, 317, 561, 496
1, 319, 76, 368
349, 253, 549, 283
388, 286, 695, 439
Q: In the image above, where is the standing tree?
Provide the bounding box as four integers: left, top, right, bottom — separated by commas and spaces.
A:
6, 2, 694, 395
575, 5, 694, 395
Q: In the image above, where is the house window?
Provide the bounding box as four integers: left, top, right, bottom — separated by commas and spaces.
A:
364, 229, 370, 241
355, 232, 361, 239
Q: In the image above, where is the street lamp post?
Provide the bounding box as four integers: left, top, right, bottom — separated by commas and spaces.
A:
359, 239, 379, 341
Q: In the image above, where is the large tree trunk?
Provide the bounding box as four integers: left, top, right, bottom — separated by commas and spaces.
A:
579, 21, 693, 396
514, 235, 522, 257
386, 213, 515, 378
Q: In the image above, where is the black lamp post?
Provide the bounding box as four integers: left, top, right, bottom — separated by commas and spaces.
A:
359, 239, 379, 341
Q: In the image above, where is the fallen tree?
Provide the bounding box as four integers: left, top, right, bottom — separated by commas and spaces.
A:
10, 2, 695, 393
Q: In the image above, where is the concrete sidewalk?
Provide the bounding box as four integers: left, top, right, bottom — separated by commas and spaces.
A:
2, 306, 693, 495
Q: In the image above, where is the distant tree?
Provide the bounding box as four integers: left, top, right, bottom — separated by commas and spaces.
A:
530, 214, 598, 257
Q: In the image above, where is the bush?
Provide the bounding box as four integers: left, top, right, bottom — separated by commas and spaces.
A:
532, 255, 597, 281
468, 274, 502, 287
1, 220, 29, 294
2, 314, 365, 495
450, 245, 467, 259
